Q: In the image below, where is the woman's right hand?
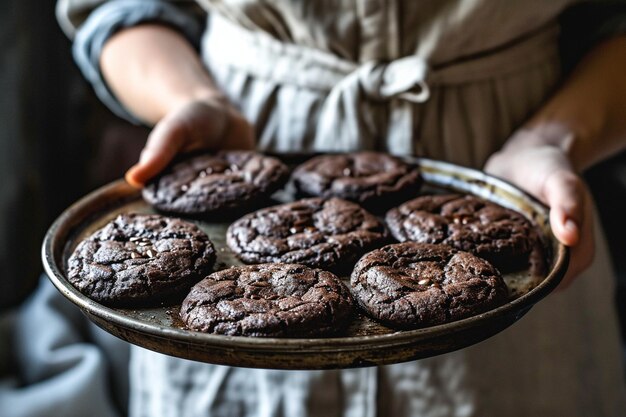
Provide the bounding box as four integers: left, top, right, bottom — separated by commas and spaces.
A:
98, 24, 255, 187
124, 98, 255, 188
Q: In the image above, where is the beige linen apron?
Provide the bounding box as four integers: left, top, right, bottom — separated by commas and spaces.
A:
128, 5, 626, 417
202, 13, 560, 167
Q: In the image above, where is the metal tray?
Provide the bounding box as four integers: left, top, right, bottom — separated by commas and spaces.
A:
42, 156, 568, 369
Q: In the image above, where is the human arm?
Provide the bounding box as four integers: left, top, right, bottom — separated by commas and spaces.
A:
99, 24, 254, 186
57, 0, 254, 187
485, 36, 626, 286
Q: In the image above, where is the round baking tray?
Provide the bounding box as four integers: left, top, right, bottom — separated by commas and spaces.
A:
42, 156, 568, 369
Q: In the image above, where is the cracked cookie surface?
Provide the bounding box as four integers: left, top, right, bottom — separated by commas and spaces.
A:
143, 151, 289, 215
226, 198, 389, 272
291, 152, 421, 211
67, 214, 216, 305
180, 263, 354, 337
351, 242, 508, 329
385, 194, 535, 271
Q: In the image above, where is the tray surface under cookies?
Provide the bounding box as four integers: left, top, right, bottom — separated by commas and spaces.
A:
42, 156, 568, 369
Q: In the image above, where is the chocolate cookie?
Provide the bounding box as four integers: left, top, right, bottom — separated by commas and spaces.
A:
351, 242, 508, 329
67, 214, 216, 306
226, 198, 389, 272
180, 263, 354, 337
291, 152, 421, 211
143, 151, 289, 215
385, 194, 535, 271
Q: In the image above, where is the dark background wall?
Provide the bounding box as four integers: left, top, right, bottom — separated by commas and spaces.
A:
587, 157, 626, 349
0, 0, 147, 310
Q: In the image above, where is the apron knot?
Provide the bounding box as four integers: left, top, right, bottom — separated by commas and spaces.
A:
358, 56, 431, 103
315, 56, 431, 152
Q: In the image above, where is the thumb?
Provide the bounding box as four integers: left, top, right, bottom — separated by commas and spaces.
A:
542, 170, 585, 247
125, 119, 188, 188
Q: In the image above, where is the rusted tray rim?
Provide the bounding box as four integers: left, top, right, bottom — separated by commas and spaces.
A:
42, 157, 569, 352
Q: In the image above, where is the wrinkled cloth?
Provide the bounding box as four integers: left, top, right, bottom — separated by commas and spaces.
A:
0, 276, 130, 417
201, 12, 562, 166
62, 0, 626, 165
4, 0, 626, 416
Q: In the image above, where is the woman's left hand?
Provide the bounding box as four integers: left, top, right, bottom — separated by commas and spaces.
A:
484, 125, 594, 288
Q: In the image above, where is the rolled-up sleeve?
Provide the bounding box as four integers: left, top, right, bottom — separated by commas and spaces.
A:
56, 0, 205, 124
560, 0, 626, 72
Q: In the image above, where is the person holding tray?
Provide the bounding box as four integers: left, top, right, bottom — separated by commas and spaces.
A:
5, 1, 626, 416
